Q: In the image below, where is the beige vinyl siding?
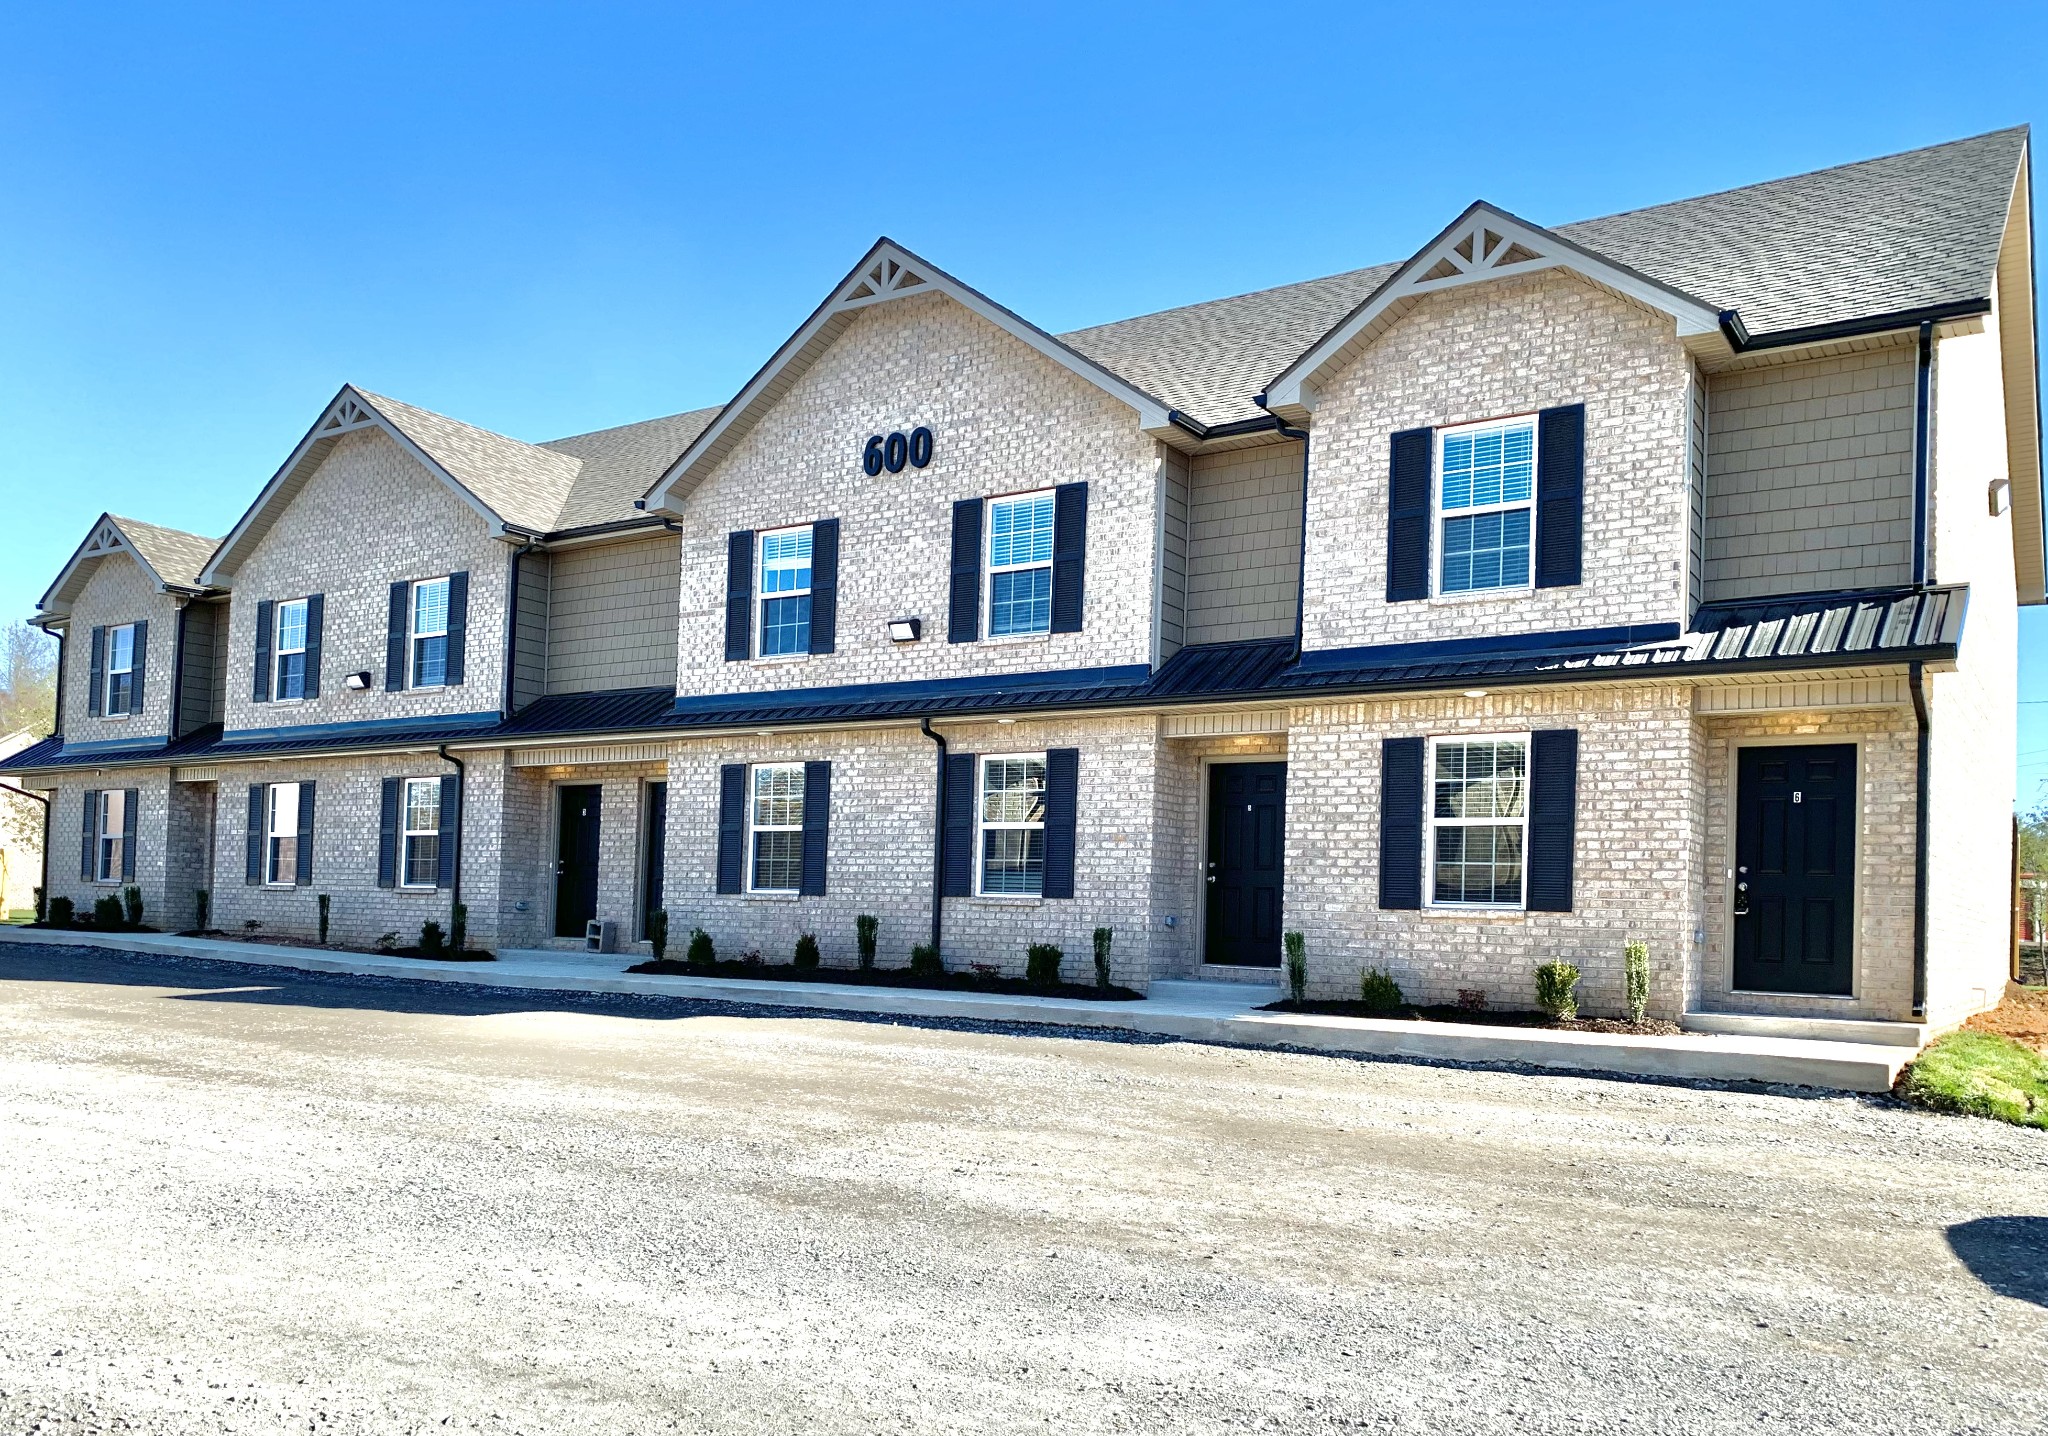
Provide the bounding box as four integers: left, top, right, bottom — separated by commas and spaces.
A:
175, 599, 227, 736
1184, 439, 1302, 645
1686, 363, 1706, 619
545, 534, 680, 694
512, 549, 550, 711
1701, 344, 1917, 601
1157, 447, 1189, 660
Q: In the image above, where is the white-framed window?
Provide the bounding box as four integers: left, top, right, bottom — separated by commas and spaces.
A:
1425, 734, 1528, 908
756, 527, 813, 658
104, 623, 135, 716
265, 782, 301, 886
1437, 417, 1535, 594
986, 491, 1055, 637
401, 778, 442, 889
976, 753, 1047, 896
411, 577, 450, 688
747, 763, 804, 893
95, 789, 126, 882
274, 599, 309, 701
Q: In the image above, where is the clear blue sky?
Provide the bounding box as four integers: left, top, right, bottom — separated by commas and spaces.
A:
1, 1, 2043, 801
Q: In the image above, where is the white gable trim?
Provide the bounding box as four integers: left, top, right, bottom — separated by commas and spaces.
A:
1262, 203, 1726, 421
641, 239, 1178, 514
38, 515, 175, 613
200, 386, 514, 585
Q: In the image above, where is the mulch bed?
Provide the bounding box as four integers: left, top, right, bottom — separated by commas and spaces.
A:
179, 932, 497, 962
1263, 998, 1682, 1037
20, 922, 162, 935
627, 957, 1142, 1002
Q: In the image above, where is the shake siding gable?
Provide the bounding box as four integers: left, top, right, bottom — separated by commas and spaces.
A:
545, 535, 679, 694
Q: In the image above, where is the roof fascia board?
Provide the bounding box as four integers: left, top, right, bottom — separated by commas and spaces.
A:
38, 514, 175, 612
200, 386, 514, 585
1995, 138, 2044, 603
1262, 202, 1725, 419
642, 240, 1178, 514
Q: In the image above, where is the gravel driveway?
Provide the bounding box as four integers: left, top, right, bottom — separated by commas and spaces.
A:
2, 943, 2044, 1435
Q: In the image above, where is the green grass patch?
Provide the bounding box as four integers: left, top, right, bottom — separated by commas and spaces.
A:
1897, 1031, 2048, 1130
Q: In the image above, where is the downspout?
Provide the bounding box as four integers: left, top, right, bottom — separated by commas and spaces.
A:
1912, 319, 1934, 586
1277, 422, 1311, 662
920, 717, 946, 957
501, 536, 539, 717
1908, 662, 1930, 1018
436, 744, 466, 926
0, 781, 51, 922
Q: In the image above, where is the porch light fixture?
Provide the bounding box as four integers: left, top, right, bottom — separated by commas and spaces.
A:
344, 671, 372, 691
1464, 689, 1488, 698
887, 617, 923, 643
996, 717, 1017, 725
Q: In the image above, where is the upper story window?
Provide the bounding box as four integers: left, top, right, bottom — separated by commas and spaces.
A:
265, 781, 302, 886
977, 753, 1047, 896
757, 528, 813, 658
1427, 735, 1527, 908
1438, 418, 1534, 594
402, 778, 441, 889
987, 492, 1055, 637
104, 623, 135, 716
748, 762, 804, 893
95, 789, 126, 882
411, 578, 450, 688
274, 599, 309, 701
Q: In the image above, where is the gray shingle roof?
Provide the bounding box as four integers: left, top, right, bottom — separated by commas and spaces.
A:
108, 515, 219, 589
541, 406, 722, 529
355, 388, 585, 534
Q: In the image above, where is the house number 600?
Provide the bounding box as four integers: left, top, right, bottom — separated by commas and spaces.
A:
862, 427, 934, 475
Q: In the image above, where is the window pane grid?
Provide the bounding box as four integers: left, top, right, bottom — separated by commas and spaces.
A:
1428, 739, 1527, 907
266, 782, 300, 886
275, 601, 308, 700
979, 756, 1046, 896
757, 528, 813, 656
749, 764, 805, 892
401, 779, 440, 888
987, 495, 1054, 637
1439, 420, 1535, 594
1442, 510, 1531, 593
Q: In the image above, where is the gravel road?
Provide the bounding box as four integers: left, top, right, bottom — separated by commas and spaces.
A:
1, 943, 2044, 1435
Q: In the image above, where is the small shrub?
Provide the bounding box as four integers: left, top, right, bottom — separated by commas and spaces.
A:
1535, 960, 1581, 1021
909, 943, 942, 978
794, 932, 821, 969
375, 931, 401, 952
1624, 940, 1650, 1024
242, 919, 261, 935
1025, 942, 1062, 985
48, 896, 73, 928
419, 920, 445, 955
740, 948, 763, 967
193, 889, 209, 933
317, 893, 331, 945
449, 902, 468, 953
1358, 966, 1404, 1012
647, 909, 669, 961
1456, 988, 1488, 1013
93, 895, 124, 930
33, 886, 46, 923
1092, 927, 1114, 990
686, 927, 715, 968
856, 914, 879, 971
1284, 932, 1308, 1003
122, 886, 143, 927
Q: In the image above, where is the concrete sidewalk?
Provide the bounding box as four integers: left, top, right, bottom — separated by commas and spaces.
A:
0, 927, 1915, 1091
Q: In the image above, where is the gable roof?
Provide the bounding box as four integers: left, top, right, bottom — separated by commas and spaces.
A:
352, 389, 583, 532
38, 513, 222, 615
541, 406, 722, 531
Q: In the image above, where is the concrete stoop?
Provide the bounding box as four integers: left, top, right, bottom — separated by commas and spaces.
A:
0, 928, 1912, 1092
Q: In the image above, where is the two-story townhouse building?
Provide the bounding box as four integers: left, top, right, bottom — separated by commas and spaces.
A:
8, 128, 2038, 1033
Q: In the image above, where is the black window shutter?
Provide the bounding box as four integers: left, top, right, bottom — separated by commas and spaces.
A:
1536, 404, 1585, 588
377, 778, 400, 889
948, 499, 982, 643
87, 626, 106, 717
724, 532, 755, 662
80, 790, 97, 879
296, 781, 316, 886
1387, 428, 1434, 602
437, 774, 460, 889
444, 572, 469, 686
809, 520, 840, 655
716, 763, 746, 894
1050, 483, 1089, 633
1042, 747, 1079, 898
253, 599, 274, 703
245, 784, 264, 885
800, 760, 831, 895
386, 582, 409, 691
942, 753, 976, 896
129, 620, 147, 713
1526, 729, 1579, 911
121, 789, 138, 881
301, 596, 322, 699
1378, 736, 1425, 909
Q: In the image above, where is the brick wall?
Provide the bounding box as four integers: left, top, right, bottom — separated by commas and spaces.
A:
41, 771, 176, 928
1185, 440, 1302, 645
57, 554, 183, 746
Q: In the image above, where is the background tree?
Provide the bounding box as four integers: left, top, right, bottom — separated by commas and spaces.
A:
0, 623, 57, 916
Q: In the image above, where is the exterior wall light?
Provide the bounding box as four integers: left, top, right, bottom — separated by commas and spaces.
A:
344, 671, 372, 691
1464, 689, 1488, 698
887, 617, 922, 643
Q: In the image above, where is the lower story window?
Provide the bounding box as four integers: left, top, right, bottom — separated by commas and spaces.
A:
978, 754, 1046, 896
1427, 736, 1528, 907
266, 782, 300, 886
748, 763, 804, 893
95, 789, 126, 882
402, 778, 441, 888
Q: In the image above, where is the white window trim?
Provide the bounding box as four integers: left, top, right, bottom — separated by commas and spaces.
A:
103, 623, 135, 719
1423, 732, 1531, 912
973, 751, 1048, 899
1433, 414, 1537, 600
94, 789, 125, 884
265, 781, 301, 888
409, 577, 451, 690
983, 489, 1057, 640
273, 598, 309, 703
754, 525, 814, 661
746, 762, 805, 895
400, 777, 441, 891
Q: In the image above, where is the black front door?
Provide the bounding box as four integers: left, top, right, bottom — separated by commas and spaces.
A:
640, 781, 668, 941
1733, 745, 1857, 996
554, 784, 603, 938
1205, 761, 1287, 967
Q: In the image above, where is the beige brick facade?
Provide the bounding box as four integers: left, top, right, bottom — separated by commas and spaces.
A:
56, 553, 183, 747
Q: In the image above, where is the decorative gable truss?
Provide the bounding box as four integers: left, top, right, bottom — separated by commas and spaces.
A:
38, 514, 210, 614
836, 252, 932, 310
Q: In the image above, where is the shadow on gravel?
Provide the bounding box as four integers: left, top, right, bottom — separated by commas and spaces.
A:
1946, 1217, 2048, 1308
